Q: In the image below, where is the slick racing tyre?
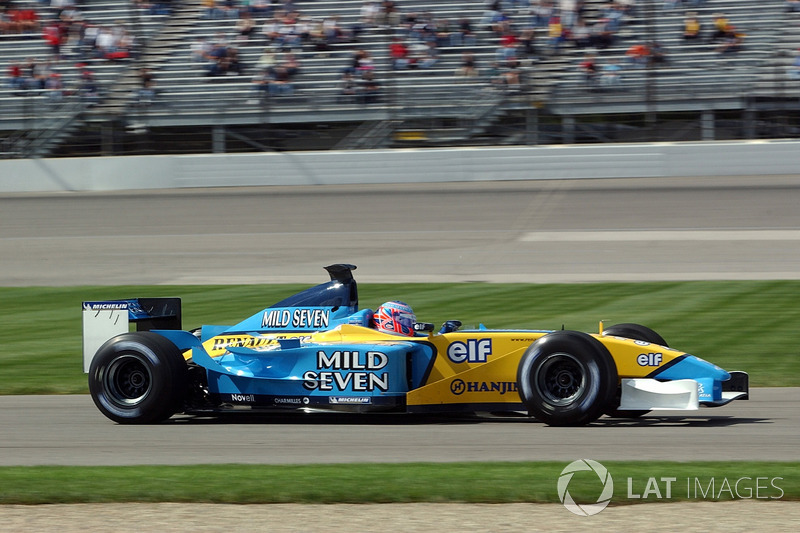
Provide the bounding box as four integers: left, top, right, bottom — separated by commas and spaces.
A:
602, 323, 667, 348
89, 332, 188, 424
516, 331, 617, 426
601, 323, 668, 419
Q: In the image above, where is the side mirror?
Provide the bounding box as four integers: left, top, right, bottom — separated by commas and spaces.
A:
439, 320, 462, 334
414, 322, 435, 333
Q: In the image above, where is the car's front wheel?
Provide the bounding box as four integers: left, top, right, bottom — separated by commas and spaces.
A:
517, 331, 617, 426
89, 332, 188, 424
601, 323, 668, 419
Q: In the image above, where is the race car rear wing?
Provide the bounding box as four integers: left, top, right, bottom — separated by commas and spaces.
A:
82, 298, 181, 373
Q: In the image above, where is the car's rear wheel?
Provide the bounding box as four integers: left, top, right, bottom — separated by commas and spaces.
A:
89, 332, 188, 424
602, 323, 668, 419
517, 331, 617, 426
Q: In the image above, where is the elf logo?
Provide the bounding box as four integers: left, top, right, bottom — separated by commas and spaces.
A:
637, 353, 663, 366
447, 339, 492, 363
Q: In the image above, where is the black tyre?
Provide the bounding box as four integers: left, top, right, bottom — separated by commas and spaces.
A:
601, 323, 667, 419
602, 323, 667, 347
516, 331, 618, 426
88, 332, 188, 424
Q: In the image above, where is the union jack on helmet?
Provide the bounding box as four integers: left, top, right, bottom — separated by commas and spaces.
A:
373, 301, 416, 336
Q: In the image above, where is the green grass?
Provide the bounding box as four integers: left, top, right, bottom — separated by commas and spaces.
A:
1, 281, 800, 394
0, 462, 796, 505
1, 283, 798, 506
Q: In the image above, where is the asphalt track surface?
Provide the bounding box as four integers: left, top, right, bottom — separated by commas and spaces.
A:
2, 175, 800, 285
0, 388, 797, 466
1, 176, 799, 466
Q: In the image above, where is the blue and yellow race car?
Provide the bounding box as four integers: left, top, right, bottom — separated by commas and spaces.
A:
83, 264, 749, 426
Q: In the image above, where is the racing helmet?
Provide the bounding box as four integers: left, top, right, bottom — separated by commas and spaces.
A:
373, 301, 416, 336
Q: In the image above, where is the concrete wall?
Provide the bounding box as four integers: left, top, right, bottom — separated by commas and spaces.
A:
2, 141, 799, 193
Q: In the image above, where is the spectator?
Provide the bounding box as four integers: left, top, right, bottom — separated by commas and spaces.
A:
255, 46, 277, 73
626, 42, 650, 67
547, 15, 566, 54
579, 52, 597, 86
93, 25, 116, 58
709, 13, 730, 42
419, 41, 439, 69
191, 38, 212, 62
479, 3, 503, 32
136, 67, 155, 105
570, 19, 592, 49
275, 12, 301, 51
219, 0, 239, 19
42, 20, 65, 59
716, 26, 743, 56
560, 0, 579, 29
207, 47, 242, 77
226, 47, 243, 74
590, 17, 614, 49
530, 0, 554, 28
6, 62, 24, 90
339, 70, 357, 101
268, 65, 293, 95
378, 1, 400, 28
21, 57, 46, 91
455, 51, 478, 78
787, 49, 800, 79
249, 68, 272, 102
357, 70, 380, 103
601, 1, 626, 33
360, 1, 380, 27
351, 49, 374, 75
261, 16, 282, 44
600, 59, 622, 87
451, 17, 476, 47
14, 6, 40, 34
78, 69, 99, 104
649, 41, 668, 66
433, 18, 453, 48
236, 11, 256, 40
518, 27, 537, 57
282, 51, 299, 78
501, 67, 522, 92
788, 0, 800, 13
486, 61, 505, 87
389, 37, 411, 69
321, 14, 350, 47
249, 0, 273, 17
0, 10, 10, 35
683, 12, 701, 41
45, 72, 64, 102
496, 35, 518, 67
202, 0, 223, 20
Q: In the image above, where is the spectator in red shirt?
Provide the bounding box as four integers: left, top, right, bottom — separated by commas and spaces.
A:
14, 8, 39, 33
389, 37, 411, 69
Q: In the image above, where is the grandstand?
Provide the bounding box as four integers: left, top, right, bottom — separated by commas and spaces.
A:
1, 0, 800, 158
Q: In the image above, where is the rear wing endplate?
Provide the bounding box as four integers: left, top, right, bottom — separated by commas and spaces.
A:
82, 298, 181, 373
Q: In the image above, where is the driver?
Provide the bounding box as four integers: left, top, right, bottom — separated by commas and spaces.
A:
373, 301, 417, 336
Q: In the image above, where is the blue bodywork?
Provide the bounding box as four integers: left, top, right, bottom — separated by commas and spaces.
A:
153, 264, 435, 411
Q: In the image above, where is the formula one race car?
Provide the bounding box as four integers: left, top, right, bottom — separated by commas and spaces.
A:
83, 264, 749, 426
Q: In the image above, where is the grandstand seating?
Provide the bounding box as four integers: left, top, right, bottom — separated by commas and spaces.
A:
1, 0, 799, 156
